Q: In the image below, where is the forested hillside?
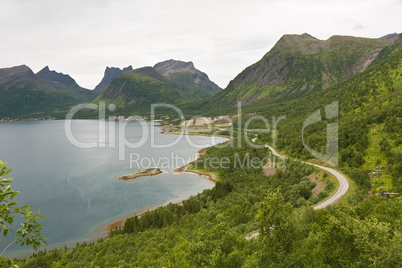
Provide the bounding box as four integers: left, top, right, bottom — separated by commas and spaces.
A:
249, 38, 402, 197
17, 141, 401, 267
0, 66, 82, 119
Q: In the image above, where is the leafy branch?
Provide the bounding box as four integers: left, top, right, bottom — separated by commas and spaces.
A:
0, 161, 47, 266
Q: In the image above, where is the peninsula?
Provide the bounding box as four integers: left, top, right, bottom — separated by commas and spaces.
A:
117, 168, 162, 181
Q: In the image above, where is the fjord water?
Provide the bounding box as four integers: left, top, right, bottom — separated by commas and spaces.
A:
0, 120, 227, 257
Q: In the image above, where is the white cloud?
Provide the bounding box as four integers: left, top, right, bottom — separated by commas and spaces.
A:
0, 0, 400, 89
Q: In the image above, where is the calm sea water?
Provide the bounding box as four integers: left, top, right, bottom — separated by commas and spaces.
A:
0, 120, 227, 257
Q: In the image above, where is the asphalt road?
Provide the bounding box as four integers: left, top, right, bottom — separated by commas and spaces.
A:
245, 142, 350, 240
264, 144, 349, 210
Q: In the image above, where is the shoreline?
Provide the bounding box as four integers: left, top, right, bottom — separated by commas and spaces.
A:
8, 194, 197, 259
98, 116, 231, 233
101, 124, 229, 233
6, 121, 226, 259
101, 196, 191, 235
103, 146, 217, 234
173, 147, 218, 183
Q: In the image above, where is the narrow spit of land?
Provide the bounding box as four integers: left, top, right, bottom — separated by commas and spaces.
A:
117, 168, 162, 181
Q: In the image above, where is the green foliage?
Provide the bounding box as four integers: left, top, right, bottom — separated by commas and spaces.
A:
350, 168, 371, 194
18, 141, 391, 267
16, 139, 402, 267
256, 190, 293, 239
0, 161, 47, 266
163, 72, 221, 100
0, 82, 79, 119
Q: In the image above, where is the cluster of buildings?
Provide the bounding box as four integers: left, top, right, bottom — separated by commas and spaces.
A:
179, 116, 232, 127
108, 115, 146, 121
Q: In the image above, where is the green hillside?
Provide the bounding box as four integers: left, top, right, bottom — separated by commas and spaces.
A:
90, 62, 222, 116
94, 66, 133, 94
154, 60, 222, 100
36, 66, 97, 101
17, 142, 401, 267
0, 65, 82, 119
92, 67, 185, 115
244, 37, 402, 195
185, 33, 398, 114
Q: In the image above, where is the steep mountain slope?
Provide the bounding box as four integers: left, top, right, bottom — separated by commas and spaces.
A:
94, 65, 133, 93
246, 35, 402, 194
0, 65, 78, 118
37, 66, 95, 101
154, 59, 222, 100
196, 33, 398, 111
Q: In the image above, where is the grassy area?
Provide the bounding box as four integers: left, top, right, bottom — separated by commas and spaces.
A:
336, 171, 359, 205
187, 164, 222, 182
362, 123, 399, 193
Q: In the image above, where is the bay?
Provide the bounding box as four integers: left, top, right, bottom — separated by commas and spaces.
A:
0, 120, 227, 257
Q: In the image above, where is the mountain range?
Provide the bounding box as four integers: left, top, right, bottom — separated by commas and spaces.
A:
186, 33, 400, 114
0, 60, 221, 118
1, 33, 400, 119
0, 65, 80, 118
92, 60, 222, 115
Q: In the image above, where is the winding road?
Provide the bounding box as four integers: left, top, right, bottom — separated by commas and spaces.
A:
264, 144, 349, 210
245, 139, 350, 239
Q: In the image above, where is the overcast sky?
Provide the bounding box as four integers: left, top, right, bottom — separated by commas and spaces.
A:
1, 0, 401, 89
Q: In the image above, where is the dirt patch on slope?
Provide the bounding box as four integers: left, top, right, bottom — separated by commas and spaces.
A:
263, 159, 277, 176
309, 172, 325, 195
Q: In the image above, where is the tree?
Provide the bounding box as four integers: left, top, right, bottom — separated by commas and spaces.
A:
256, 190, 293, 238
0, 161, 47, 266
255, 190, 296, 265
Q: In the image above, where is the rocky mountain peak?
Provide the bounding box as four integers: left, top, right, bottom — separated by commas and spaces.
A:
381, 32, 399, 39
94, 65, 133, 92
37, 66, 77, 86
0, 65, 36, 86
0, 65, 32, 76
153, 59, 196, 77
281, 33, 319, 41
105, 65, 133, 74
122, 65, 133, 72
276, 33, 324, 54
